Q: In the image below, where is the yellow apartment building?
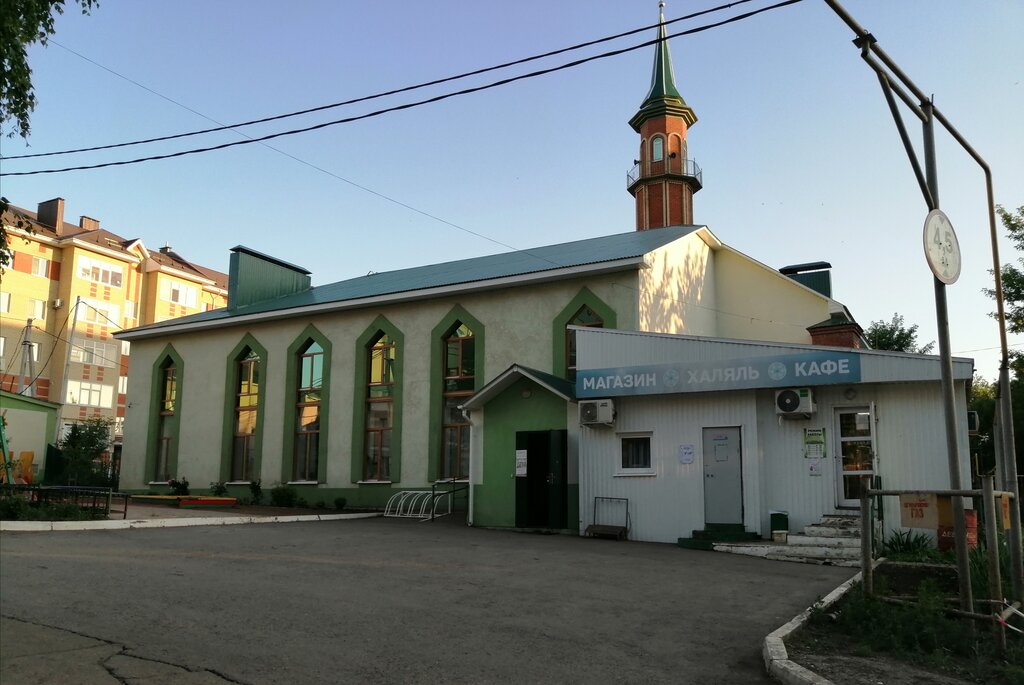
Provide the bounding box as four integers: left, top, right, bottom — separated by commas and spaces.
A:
1, 198, 227, 472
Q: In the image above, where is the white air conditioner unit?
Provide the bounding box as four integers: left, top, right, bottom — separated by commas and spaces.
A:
51, 298, 64, 309
775, 388, 815, 418
579, 399, 615, 426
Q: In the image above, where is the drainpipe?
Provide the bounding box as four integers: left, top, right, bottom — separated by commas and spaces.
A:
462, 405, 476, 527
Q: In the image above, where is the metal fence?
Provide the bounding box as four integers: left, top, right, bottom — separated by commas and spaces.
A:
0, 484, 129, 520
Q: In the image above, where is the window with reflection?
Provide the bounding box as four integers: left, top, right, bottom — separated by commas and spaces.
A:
293, 341, 323, 481
441, 323, 474, 480
365, 333, 395, 481
156, 360, 176, 481
651, 136, 664, 162
566, 305, 604, 381
231, 348, 260, 481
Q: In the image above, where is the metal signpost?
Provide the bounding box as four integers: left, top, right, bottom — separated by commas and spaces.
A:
825, 0, 1023, 608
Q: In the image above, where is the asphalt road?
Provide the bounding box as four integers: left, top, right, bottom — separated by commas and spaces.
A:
0, 518, 853, 684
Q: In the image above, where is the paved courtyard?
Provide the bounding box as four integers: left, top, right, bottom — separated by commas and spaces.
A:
0, 517, 853, 684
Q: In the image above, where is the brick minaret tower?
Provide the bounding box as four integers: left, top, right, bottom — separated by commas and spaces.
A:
627, 2, 701, 230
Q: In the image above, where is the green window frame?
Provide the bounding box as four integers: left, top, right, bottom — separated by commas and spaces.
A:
428, 306, 485, 482
351, 316, 404, 484
146, 344, 184, 483
282, 325, 332, 484
220, 334, 268, 483
551, 287, 617, 381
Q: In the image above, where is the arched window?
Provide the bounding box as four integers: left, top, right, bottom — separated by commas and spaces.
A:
293, 340, 323, 482
651, 136, 664, 162
566, 305, 604, 381
231, 348, 260, 481
155, 358, 177, 481
441, 323, 474, 480
365, 333, 396, 481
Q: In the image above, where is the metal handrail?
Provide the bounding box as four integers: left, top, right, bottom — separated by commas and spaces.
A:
627, 157, 702, 187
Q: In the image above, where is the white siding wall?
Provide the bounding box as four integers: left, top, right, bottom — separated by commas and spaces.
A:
578, 391, 760, 543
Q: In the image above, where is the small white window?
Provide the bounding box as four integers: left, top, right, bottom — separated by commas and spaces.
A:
0, 292, 9, 313
0, 336, 5, 358
617, 434, 655, 476
121, 340, 131, 356
119, 376, 129, 394
651, 137, 664, 162
30, 299, 46, 321
26, 342, 40, 362
31, 257, 50, 277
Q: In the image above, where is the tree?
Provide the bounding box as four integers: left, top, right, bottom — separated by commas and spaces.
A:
1, 0, 97, 140
987, 205, 1024, 337
863, 313, 935, 354
0, 1, 96, 269
53, 417, 114, 486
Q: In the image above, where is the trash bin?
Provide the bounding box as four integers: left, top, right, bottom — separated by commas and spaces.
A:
770, 510, 789, 543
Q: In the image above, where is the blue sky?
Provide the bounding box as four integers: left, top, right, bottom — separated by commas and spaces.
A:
2, 1, 1022, 379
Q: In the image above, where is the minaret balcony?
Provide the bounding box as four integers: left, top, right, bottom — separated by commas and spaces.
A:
627, 158, 702, 194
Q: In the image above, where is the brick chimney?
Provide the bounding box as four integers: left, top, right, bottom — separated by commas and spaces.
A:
79, 216, 101, 231
37, 198, 66, 234
808, 317, 866, 349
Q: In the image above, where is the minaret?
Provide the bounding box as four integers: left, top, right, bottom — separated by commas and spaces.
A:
627, 2, 701, 230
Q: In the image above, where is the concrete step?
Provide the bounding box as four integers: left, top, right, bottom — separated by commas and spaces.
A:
712, 541, 861, 561
803, 524, 861, 538
785, 534, 860, 548
764, 554, 861, 567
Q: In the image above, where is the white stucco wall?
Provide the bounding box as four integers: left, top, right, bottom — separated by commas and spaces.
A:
639, 232, 717, 335
121, 273, 638, 490
713, 248, 829, 344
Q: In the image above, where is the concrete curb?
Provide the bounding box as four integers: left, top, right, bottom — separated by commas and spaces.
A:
762, 558, 885, 685
0, 512, 381, 532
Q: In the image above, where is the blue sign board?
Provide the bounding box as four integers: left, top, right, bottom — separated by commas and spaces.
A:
576, 351, 862, 398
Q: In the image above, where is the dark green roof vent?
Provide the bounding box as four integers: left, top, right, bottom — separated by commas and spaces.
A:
780, 261, 832, 298
228, 246, 311, 310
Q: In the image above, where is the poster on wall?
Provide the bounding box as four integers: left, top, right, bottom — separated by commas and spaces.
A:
515, 450, 528, 477
807, 458, 822, 476
803, 428, 826, 458
678, 444, 695, 464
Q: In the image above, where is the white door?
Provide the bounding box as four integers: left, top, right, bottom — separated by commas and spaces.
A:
703, 427, 743, 525
835, 406, 876, 507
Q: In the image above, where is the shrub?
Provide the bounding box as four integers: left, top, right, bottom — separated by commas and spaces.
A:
249, 479, 263, 505
314, 500, 326, 510
269, 485, 298, 507
334, 497, 347, 511
209, 481, 228, 496
881, 529, 937, 560
168, 478, 190, 496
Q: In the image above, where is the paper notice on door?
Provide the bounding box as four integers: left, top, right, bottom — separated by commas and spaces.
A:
515, 450, 527, 477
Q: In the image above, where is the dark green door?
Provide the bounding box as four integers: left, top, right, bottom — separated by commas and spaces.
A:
515, 429, 568, 529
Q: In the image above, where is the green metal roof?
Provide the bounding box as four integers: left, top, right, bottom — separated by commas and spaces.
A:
462, 364, 576, 411
121, 226, 699, 335
629, 8, 697, 132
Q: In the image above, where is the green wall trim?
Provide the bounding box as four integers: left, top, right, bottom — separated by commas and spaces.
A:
550, 287, 618, 378
218, 334, 269, 483
475, 377, 567, 528
281, 324, 333, 484
144, 343, 184, 482
427, 305, 486, 482
351, 315, 405, 484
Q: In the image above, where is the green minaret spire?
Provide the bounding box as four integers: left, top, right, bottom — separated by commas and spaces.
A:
629, 2, 697, 132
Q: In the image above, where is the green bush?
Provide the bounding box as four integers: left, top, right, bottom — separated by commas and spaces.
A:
0, 496, 107, 521
209, 481, 228, 496
249, 480, 263, 505
334, 497, 347, 511
269, 485, 298, 507
168, 478, 190, 496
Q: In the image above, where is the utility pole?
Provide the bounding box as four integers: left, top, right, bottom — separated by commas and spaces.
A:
17, 319, 37, 397
53, 297, 82, 444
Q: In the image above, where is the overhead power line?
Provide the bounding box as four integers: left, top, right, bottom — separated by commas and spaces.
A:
2, 0, 803, 177
2, 0, 761, 161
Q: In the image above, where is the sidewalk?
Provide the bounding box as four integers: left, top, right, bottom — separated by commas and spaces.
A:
0, 500, 380, 532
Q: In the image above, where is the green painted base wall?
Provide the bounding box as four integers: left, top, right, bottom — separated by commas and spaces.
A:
473, 377, 569, 528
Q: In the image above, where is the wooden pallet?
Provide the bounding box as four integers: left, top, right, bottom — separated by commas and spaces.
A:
585, 524, 628, 540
